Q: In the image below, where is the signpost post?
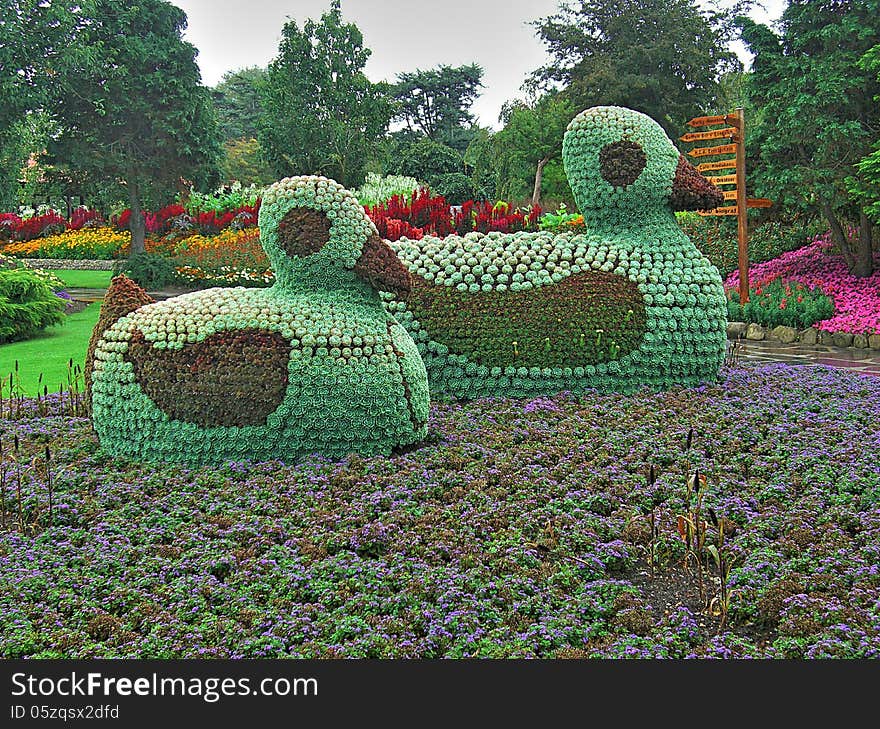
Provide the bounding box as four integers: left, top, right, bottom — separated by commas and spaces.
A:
682, 107, 771, 304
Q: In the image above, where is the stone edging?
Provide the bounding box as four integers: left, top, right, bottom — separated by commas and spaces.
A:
20, 258, 118, 270
727, 321, 880, 350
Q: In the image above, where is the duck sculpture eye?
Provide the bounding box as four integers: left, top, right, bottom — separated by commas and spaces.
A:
599, 140, 648, 187
276, 206, 332, 256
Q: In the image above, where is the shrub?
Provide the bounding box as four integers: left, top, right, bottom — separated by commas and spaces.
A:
113, 252, 177, 290
353, 173, 421, 207
679, 214, 825, 277
0, 268, 66, 343
726, 279, 834, 329
431, 172, 479, 206
395, 139, 463, 182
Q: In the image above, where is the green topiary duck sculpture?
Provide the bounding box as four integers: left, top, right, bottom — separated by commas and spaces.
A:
90, 175, 429, 465
383, 105, 727, 398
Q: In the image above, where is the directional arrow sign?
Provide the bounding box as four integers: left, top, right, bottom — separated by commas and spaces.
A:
696, 159, 737, 172
688, 144, 737, 158
680, 127, 739, 143
708, 174, 737, 186
747, 198, 773, 208
687, 114, 740, 128
698, 206, 739, 216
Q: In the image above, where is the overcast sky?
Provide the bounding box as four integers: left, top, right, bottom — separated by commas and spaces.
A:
172, 0, 787, 130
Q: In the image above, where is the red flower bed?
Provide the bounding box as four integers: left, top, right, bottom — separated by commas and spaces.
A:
365, 189, 542, 241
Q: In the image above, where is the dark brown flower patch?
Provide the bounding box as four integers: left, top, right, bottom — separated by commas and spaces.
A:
407, 271, 647, 367
276, 207, 332, 257
599, 140, 647, 188
125, 329, 292, 427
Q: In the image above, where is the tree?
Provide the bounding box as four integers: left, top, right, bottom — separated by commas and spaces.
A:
259, 0, 392, 188
0, 1, 83, 208
853, 44, 880, 225
740, 1, 880, 277
220, 137, 276, 187
495, 95, 574, 206
392, 64, 483, 151
527, 0, 741, 136
212, 67, 267, 141
46, 0, 220, 254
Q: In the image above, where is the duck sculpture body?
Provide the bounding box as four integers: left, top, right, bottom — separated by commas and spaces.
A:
90, 176, 429, 465
384, 106, 727, 398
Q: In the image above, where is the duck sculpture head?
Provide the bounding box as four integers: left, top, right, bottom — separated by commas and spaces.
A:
562, 105, 723, 230
259, 175, 412, 299
88, 175, 428, 465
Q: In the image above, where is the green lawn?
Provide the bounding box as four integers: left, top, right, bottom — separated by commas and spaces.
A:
0, 302, 101, 396
48, 269, 113, 289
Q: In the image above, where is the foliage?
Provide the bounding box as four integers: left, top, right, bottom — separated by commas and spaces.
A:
112, 252, 177, 290
0, 269, 66, 343
258, 0, 392, 188
211, 67, 267, 142
352, 173, 421, 208
493, 94, 575, 205
527, 0, 741, 137
430, 173, 482, 206
46, 0, 221, 256
738, 0, 880, 277
182, 182, 262, 215
538, 203, 583, 231
219, 138, 276, 188
853, 44, 880, 224
726, 279, 834, 330
0, 255, 66, 292
678, 214, 825, 278
394, 138, 463, 185
392, 63, 483, 151
725, 232, 880, 335
91, 176, 428, 465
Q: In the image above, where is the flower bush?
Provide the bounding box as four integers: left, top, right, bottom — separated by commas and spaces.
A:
366, 189, 542, 241
725, 232, 880, 334
1, 227, 131, 259
170, 229, 271, 287
353, 173, 421, 208
0, 268, 66, 343
384, 106, 728, 398
90, 176, 429, 465
727, 279, 834, 329
3, 363, 879, 658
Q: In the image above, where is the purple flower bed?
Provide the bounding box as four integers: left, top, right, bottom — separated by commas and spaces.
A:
1, 363, 878, 658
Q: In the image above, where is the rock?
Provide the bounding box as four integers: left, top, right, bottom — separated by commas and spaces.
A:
746, 323, 765, 341
727, 321, 748, 339
832, 332, 854, 348
799, 327, 818, 345
772, 325, 798, 344
818, 330, 835, 346
869, 334, 880, 350
853, 334, 868, 349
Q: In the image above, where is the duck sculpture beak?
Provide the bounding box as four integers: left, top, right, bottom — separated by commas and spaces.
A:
354, 233, 413, 298
670, 154, 725, 211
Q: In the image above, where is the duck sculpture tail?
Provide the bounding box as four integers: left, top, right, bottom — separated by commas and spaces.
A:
85, 275, 154, 411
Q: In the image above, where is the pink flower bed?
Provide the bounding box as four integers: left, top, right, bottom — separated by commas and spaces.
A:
724, 233, 880, 335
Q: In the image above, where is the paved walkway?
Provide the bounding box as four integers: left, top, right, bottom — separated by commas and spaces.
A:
67, 287, 880, 377
731, 338, 880, 377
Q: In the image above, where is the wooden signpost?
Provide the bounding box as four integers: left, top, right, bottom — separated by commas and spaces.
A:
682, 108, 772, 304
